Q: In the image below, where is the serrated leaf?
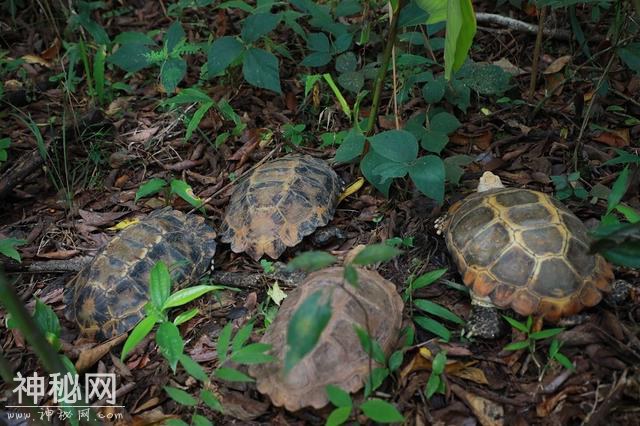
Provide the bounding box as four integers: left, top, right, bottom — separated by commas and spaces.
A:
267, 282, 287, 306
352, 244, 401, 265
156, 322, 184, 371
109, 43, 153, 73
208, 36, 244, 77
360, 399, 404, 423
121, 315, 157, 360
217, 322, 233, 363
287, 251, 337, 272
231, 323, 253, 353
285, 290, 332, 373
241, 13, 281, 43
179, 354, 208, 381
164, 386, 197, 406
243, 48, 281, 93
200, 389, 223, 412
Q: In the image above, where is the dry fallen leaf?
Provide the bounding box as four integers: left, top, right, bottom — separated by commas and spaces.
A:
75, 334, 127, 373
451, 383, 505, 426
592, 128, 630, 147
493, 58, 526, 76
40, 38, 61, 61
544, 55, 572, 74
21, 54, 52, 67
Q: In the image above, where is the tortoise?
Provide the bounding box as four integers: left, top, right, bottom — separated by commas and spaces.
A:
438, 171, 615, 338
248, 267, 404, 411
220, 155, 343, 261
65, 208, 217, 339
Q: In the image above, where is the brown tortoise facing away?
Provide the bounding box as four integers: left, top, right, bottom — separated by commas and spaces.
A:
220, 155, 343, 261
65, 208, 217, 339
438, 172, 615, 338
249, 267, 404, 411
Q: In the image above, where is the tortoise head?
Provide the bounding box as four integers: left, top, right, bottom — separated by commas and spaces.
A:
477, 171, 505, 192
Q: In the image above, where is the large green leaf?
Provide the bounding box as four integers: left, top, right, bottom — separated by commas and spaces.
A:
0, 238, 26, 262
444, 0, 476, 80
360, 399, 404, 423
416, 0, 447, 24
243, 48, 282, 93
285, 290, 332, 373
149, 261, 171, 309
160, 57, 187, 93
208, 36, 245, 77
109, 43, 153, 73
241, 13, 281, 43
121, 315, 157, 360
617, 43, 640, 74
334, 130, 365, 164
351, 244, 401, 265
157, 322, 184, 371
361, 151, 392, 197
409, 155, 445, 203
165, 21, 185, 53
287, 251, 337, 272
368, 130, 418, 163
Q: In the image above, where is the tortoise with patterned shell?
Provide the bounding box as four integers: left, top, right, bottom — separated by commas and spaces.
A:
220, 155, 343, 261
438, 171, 615, 338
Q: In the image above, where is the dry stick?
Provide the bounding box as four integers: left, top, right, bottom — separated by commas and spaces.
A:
388, 1, 400, 130
476, 12, 571, 41
528, 6, 547, 101
364, 0, 405, 136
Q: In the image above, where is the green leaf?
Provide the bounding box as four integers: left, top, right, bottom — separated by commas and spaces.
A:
287, 251, 337, 272
459, 62, 511, 95
121, 315, 157, 360
343, 264, 359, 286
425, 372, 441, 398
414, 316, 451, 341
368, 130, 418, 163
169, 179, 203, 208
214, 367, 255, 382
307, 32, 330, 52
186, 102, 215, 141
208, 36, 245, 77
336, 0, 361, 17
323, 73, 351, 118
179, 354, 208, 382
421, 130, 449, 154
503, 340, 530, 351
361, 151, 392, 197
444, 155, 473, 185
410, 268, 447, 292
337, 71, 364, 94
388, 350, 404, 372
217, 322, 233, 363
33, 300, 61, 347
164, 87, 213, 105
617, 43, 640, 74
135, 178, 167, 202
430, 111, 461, 134
149, 262, 171, 310
164, 386, 197, 406
607, 166, 630, 213
285, 290, 333, 373
414, 299, 464, 325
165, 419, 189, 426
352, 243, 401, 265
529, 327, 564, 340
301, 51, 332, 67
156, 322, 184, 371
200, 389, 224, 412
0, 238, 26, 262
173, 307, 199, 325
416, 0, 447, 24
503, 315, 530, 333
334, 130, 365, 163
326, 406, 351, 426
335, 52, 357, 73
114, 32, 156, 46
243, 48, 281, 93
165, 21, 186, 53
326, 384, 353, 408
409, 155, 445, 204
615, 204, 640, 223
109, 43, 153, 73
372, 162, 409, 183
553, 352, 575, 371
443, 0, 476, 80
163, 285, 224, 310
232, 323, 253, 353
422, 79, 446, 103
231, 343, 274, 364
241, 13, 281, 43
192, 414, 213, 426
360, 399, 404, 423
304, 73, 323, 98
431, 351, 447, 374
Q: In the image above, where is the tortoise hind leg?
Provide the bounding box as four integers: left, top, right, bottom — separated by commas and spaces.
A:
463, 302, 508, 340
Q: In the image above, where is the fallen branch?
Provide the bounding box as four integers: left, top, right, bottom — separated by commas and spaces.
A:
476, 12, 572, 41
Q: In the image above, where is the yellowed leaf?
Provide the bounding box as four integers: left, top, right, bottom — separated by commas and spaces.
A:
22, 54, 51, 67
107, 218, 140, 231
339, 177, 364, 203
451, 366, 490, 385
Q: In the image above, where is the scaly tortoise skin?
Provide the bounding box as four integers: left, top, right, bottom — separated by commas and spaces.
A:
220, 155, 343, 261
248, 267, 404, 411
65, 208, 217, 339
445, 179, 614, 321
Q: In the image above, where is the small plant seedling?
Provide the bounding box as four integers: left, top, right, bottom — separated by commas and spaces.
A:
0, 137, 10, 163
325, 384, 404, 426
503, 315, 569, 371
134, 178, 203, 209
0, 238, 27, 262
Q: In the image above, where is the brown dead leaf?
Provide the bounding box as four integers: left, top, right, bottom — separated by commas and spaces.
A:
106, 97, 133, 116
79, 209, 130, 227
37, 249, 79, 260
544, 55, 572, 74
451, 366, 490, 385
505, 119, 532, 136
493, 58, 526, 76
127, 126, 160, 143
220, 389, 269, 421
75, 334, 127, 373
592, 128, 630, 147
544, 73, 565, 95
21, 54, 52, 68
41, 38, 61, 61
128, 407, 177, 426
536, 385, 584, 417
230, 128, 265, 166
449, 130, 493, 150
451, 383, 504, 426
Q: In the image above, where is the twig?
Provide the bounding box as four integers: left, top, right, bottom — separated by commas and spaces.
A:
528, 7, 547, 100
476, 12, 572, 41
388, 2, 400, 130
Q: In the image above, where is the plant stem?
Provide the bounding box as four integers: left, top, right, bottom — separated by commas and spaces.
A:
528, 6, 547, 100
364, 0, 405, 136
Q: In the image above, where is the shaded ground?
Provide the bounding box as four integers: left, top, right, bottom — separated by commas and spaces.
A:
1, 1, 639, 425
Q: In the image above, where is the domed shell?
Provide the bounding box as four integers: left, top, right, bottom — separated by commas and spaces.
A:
446, 188, 613, 320
65, 208, 217, 339
248, 267, 404, 411
220, 155, 343, 261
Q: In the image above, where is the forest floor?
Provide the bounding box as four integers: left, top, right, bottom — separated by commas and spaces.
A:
0, 1, 639, 425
